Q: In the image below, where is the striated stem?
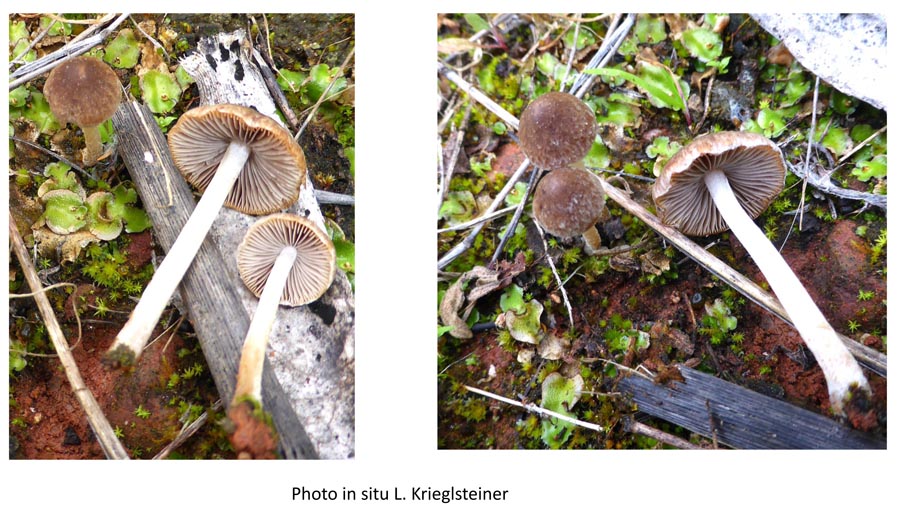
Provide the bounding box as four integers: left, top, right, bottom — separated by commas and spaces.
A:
233, 246, 297, 404
81, 124, 103, 166
105, 141, 251, 366
704, 169, 870, 413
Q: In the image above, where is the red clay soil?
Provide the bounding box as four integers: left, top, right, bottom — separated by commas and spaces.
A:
10, 322, 184, 459
226, 401, 278, 459
9, 232, 228, 459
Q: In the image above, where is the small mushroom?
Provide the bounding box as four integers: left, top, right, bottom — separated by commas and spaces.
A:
532, 166, 605, 254
517, 91, 597, 169
652, 131, 870, 414
43, 56, 122, 165
105, 104, 306, 367
229, 213, 335, 458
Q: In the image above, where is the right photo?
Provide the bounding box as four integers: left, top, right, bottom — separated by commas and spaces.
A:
437, 13, 886, 449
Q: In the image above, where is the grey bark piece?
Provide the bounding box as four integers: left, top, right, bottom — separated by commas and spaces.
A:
181, 29, 355, 459
751, 13, 887, 111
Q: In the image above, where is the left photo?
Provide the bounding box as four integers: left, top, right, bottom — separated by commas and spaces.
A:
8, 13, 355, 459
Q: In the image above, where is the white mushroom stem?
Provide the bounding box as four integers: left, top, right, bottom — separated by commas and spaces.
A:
107, 141, 251, 365
233, 245, 297, 405
704, 169, 870, 413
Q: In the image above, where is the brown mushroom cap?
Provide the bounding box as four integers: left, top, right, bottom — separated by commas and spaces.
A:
532, 166, 605, 239
168, 104, 306, 215
652, 131, 786, 236
518, 91, 597, 169
237, 213, 336, 306
43, 56, 122, 128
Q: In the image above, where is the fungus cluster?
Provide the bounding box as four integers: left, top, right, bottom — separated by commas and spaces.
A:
105, 104, 306, 366
652, 131, 870, 414
43, 56, 122, 165
517, 91, 605, 254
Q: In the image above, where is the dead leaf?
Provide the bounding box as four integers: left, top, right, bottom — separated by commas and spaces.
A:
438, 37, 481, 55
538, 334, 568, 360
32, 227, 99, 263
640, 249, 671, 275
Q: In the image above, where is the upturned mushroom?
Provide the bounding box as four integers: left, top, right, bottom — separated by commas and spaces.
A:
532, 166, 605, 254
105, 104, 306, 367
652, 131, 870, 414
43, 56, 122, 165
229, 213, 335, 458
517, 91, 597, 169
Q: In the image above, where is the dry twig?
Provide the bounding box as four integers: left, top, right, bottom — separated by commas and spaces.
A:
9, 214, 128, 459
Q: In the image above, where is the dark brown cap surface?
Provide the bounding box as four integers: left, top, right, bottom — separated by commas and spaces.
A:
652, 131, 786, 236
168, 104, 306, 215
43, 56, 122, 127
532, 166, 605, 239
237, 213, 335, 306
518, 92, 596, 169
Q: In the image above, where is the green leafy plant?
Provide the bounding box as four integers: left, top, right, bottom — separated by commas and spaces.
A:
679, 27, 729, 73
498, 284, 543, 344
325, 218, 355, 286
40, 190, 89, 234
540, 372, 583, 449
646, 136, 682, 176
103, 28, 141, 69
10, 20, 36, 63
587, 62, 689, 115
603, 314, 650, 354
140, 69, 182, 113
439, 190, 477, 225
9, 340, 28, 375
871, 229, 887, 264
38, 162, 85, 198
39, 16, 72, 37
134, 405, 151, 420
22, 92, 60, 134
700, 298, 738, 345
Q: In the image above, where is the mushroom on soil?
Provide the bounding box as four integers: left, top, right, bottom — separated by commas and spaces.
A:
532, 166, 605, 254
652, 131, 870, 414
43, 56, 122, 166
517, 91, 597, 169
229, 213, 335, 458
104, 104, 306, 367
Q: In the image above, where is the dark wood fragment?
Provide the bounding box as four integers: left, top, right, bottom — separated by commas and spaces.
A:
618, 365, 885, 449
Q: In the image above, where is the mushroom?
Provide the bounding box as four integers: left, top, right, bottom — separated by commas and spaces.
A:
652, 131, 870, 414
517, 91, 597, 169
229, 213, 335, 458
43, 56, 122, 166
105, 104, 306, 367
532, 166, 605, 254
